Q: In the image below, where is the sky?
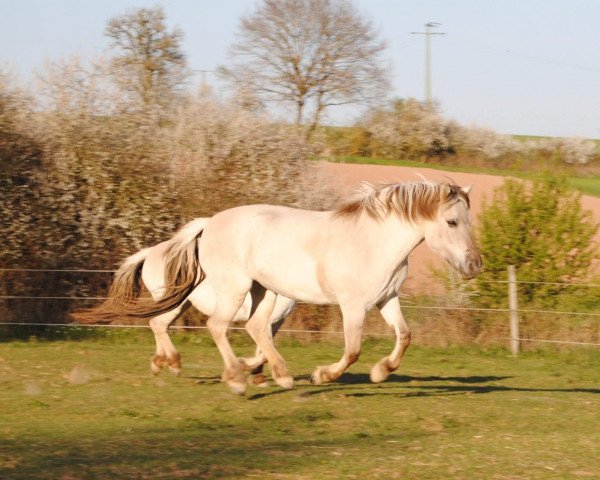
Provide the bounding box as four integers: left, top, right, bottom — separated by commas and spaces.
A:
1, 0, 599, 138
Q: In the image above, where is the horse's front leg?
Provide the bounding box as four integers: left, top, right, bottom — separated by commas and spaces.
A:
370, 295, 411, 383
311, 304, 365, 384
244, 286, 294, 390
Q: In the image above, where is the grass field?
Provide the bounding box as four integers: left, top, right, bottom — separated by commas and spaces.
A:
329, 156, 600, 198
568, 176, 600, 197
1, 330, 599, 479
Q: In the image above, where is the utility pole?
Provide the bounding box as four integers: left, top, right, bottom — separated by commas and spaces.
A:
193, 69, 214, 96
411, 22, 445, 109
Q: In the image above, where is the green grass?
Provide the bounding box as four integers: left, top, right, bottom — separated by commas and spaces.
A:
1, 331, 599, 479
512, 134, 600, 146
329, 155, 600, 198
568, 176, 600, 197
329, 154, 548, 178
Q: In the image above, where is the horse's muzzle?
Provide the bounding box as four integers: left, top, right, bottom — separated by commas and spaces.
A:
460, 254, 483, 280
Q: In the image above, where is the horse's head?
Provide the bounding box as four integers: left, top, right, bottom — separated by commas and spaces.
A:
423, 184, 482, 280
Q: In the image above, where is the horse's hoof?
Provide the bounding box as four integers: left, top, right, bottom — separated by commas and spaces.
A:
370, 361, 391, 383
310, 367, 324, 385
168, 366, 182, 377
227, 380, 247, 396
150, 361, 162, 375
275, 375, 294, 390
150, 355, 164, 375
370, 357, 395, 383
248, 373, 269, 387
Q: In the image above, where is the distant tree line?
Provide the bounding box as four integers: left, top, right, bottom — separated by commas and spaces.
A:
322, 99, 600, 169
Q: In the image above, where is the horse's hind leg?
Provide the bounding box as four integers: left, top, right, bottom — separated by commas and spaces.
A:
246, 316, 286, 387
242, 296, 295, 385
245, 285, 293, 389
206, 293, 249, 395
149, 302, 190, 376
370, 295, 410, 383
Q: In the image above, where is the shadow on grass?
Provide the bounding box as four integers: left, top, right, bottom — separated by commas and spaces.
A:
248, 373, 600, 400
341, 384, 600, 398
0, 427, 349, 480
189, 375, 221, 385
337, 373, 513, 385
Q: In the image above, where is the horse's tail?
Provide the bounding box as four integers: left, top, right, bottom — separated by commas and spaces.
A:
71, 248, 150, 324
72, 218, 208, 323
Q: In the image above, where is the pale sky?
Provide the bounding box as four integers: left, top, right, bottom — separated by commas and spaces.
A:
1, 0, 599, 138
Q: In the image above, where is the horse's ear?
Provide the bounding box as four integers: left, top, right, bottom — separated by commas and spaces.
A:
440, 183, 460, 202
440, 183, 452, 200
461, 185, 472, 195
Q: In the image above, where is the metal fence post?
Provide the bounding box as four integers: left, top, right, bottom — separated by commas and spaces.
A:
508, 265, 520, 356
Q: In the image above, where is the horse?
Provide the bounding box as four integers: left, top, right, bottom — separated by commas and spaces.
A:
82, 180, 481, 395
73, 217, 296, 388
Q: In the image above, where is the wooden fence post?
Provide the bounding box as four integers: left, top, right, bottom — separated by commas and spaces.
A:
508, 265, 520, 356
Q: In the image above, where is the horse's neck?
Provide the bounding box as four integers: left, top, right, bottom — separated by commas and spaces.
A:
346, 214, 425, 267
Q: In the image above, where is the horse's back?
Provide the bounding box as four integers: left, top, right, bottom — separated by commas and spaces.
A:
200, 204, 334, 302
204, 204, 329, 253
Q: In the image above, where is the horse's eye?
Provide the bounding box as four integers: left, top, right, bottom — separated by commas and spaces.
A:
447, 219, 458, 227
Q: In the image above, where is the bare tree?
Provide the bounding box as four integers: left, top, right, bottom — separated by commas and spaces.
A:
105, 5, 187, 106
223, 0, 389, 136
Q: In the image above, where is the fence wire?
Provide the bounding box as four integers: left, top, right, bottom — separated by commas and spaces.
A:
2, 321, 600, 347
2, 267, 599, 287
1, 294, 599, 317
1, 267, 599, 348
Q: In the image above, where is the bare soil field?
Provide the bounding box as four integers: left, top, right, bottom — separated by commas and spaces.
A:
324, 162, 600, 295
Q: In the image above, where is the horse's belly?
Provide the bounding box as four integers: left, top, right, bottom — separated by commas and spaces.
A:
271, 284, 332, 305
252, 268, 333, 305
249, 261, 335, 305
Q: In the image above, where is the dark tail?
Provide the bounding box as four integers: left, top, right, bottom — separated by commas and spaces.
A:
72, 219, 207, 323
71, 248, 149, 324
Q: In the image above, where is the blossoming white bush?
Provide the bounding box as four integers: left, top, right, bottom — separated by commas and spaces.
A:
165, 95, 332, 213
361, 99, 458, 159
457, 127, 526, 160
356, 97, 599, 168
1, 61, 333, 269
557, 136, 597, 165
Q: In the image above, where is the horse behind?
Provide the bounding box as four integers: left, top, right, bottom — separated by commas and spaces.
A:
73, 217, 296, 389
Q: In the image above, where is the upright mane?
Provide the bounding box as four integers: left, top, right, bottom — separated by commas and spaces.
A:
334, 181, 470, 222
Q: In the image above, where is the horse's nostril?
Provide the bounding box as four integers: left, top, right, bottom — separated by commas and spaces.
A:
463, 256, 482, 279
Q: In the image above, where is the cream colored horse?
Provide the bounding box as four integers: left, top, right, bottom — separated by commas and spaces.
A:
77, 181, 481, 395
99, 181, 480, 394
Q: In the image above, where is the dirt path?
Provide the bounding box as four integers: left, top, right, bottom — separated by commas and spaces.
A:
324, 162, 600, 295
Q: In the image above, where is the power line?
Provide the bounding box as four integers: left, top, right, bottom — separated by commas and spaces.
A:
446, 37, 600, 73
